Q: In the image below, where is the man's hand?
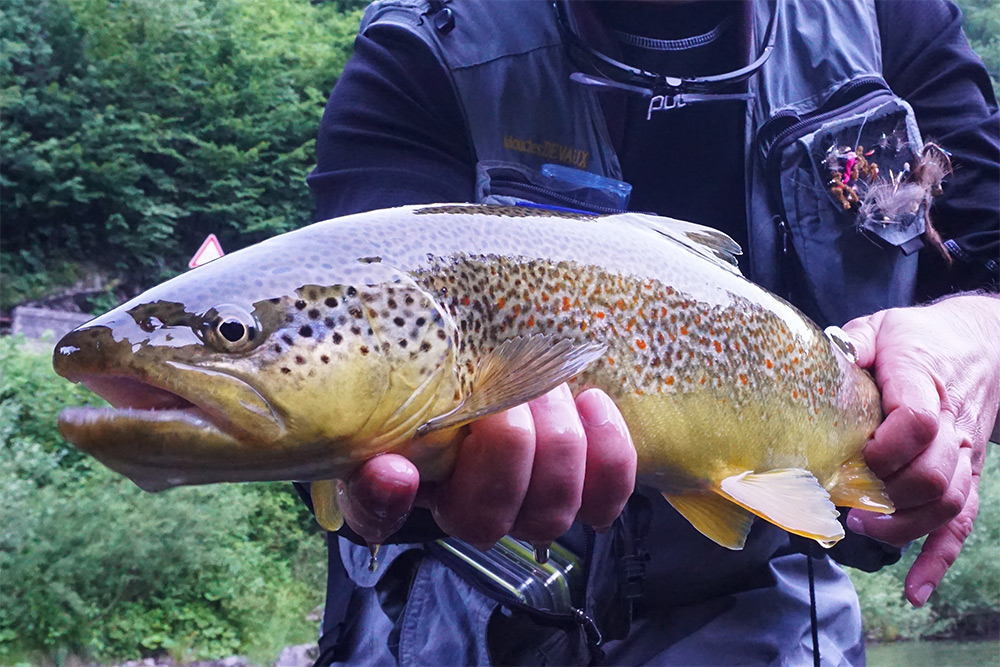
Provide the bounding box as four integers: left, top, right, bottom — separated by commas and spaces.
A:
338, 384, 637, 550
843, 294, 1000, 607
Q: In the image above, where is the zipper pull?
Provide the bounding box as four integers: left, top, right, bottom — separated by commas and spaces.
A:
573, 607, 603, 648
774, 216, 790, 255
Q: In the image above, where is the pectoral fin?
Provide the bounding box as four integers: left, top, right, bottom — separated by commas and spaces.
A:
662, 490, 756, 550
417, 335, 606, 435
827, 455, 895, 513
719, 469, 845, 547
311, 479, 344, 532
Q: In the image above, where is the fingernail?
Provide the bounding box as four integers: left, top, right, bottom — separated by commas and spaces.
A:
914, 584, 934, 607
578, 390, 614, 428
846, 514, 867, 536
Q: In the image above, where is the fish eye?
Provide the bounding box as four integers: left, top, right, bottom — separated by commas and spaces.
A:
205, 305, 260, 352
219, 319, 249, 343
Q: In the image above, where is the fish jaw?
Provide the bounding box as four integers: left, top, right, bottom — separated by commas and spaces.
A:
53, 323, 293, 489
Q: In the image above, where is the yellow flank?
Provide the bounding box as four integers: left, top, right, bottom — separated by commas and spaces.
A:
52, 204, 892, 550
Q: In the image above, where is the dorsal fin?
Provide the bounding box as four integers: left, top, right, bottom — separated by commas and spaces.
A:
625, 213, 743, 273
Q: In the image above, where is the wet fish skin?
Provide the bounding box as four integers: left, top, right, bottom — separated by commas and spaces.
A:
53, 203, 892, 549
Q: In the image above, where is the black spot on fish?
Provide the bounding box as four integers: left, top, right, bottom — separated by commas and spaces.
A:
285, 314, 294, 323
295, 355, 306, 365
325, 297, 338, 308
416, 317, 426, 326
362, 292, 377, 303
346, 286, 357, 297
321, 355, 330, 364
437, 330, 447, 340
281, 367, 291, 374
349, 307, 362, 319
387, 298, 397, 309
398, 339, 407, 348
270, 298, 280, 304
405, 295, 414, 305
358, 256, 382, 264
324, 317, 335, 328
273, 345, 281, 353
393, 317, 405, 327
420, 341, 431, 352
308, 309, 320, 320
360, 345, 369, 355
282, 334, 294, 346
381, 341, 391, 352
351, 326, 361, 336
332, 332, 343, 344
299, 325, 313, 338
295, 300, 307, 310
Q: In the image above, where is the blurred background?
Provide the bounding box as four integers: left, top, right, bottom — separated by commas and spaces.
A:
1, 0, 997, 664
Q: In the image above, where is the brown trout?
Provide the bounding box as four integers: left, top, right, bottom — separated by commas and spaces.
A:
53, 204, 893, 549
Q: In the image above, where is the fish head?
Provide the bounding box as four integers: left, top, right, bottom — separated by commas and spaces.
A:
53, 249, 460, 491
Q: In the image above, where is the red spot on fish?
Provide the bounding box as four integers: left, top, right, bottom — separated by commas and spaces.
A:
680, 326, 689, 336
636, 339, 646, 350
580, 321, 587, 332
817, 386, 824, 395
740, 374, 748, 386
766, 359, 773, 369
512, 304, 521, 316
527, 315, 535, 327
607, 356, 615, 365
562, 296, 571, 311
542, 293, 550, 302
793, 390, 799, 399
617, 299, 627, 310
460, 295, 470, 306
626, 317, 636, 331
805, 367, 812, 374
714, 341, 723, 353
666, 376, 675, 385
595, 311, 605, 319
734, 342, 741, 351
497, 297, 506, 309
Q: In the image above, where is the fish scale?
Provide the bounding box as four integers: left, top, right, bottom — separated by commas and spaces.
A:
52, 203, 892, 550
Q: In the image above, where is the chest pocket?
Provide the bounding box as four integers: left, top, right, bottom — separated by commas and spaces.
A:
761, 78, 932, 326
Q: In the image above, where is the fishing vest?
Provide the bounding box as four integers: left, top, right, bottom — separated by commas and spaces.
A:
359, 0, 927, 328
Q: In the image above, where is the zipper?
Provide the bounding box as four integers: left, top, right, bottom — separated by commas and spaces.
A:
488, 178, 628, 215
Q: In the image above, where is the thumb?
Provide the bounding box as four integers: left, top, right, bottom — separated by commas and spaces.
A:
841, 310, 885, 369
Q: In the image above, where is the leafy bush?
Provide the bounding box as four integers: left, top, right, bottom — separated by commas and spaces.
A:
1, 0, 361, 301
953, 0, 1000, 98
0, 336, 326, 663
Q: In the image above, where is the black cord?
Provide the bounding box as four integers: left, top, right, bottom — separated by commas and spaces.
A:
807, 546, 820, 667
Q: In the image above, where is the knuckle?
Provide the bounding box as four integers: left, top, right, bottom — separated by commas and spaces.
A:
921, 468, 951, 500
938, 487, 966, 521
949, 511, 976, 543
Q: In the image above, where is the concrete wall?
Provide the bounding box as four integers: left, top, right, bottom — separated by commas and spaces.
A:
12, 306, 91, 342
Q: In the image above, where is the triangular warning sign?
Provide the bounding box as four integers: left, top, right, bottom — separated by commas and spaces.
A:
189, 234, 224, 268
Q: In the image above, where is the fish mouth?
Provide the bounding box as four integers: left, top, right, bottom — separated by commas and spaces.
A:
57, 372, 286, 491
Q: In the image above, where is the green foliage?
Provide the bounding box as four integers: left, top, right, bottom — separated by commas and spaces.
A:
850, 450, 1000, 642
0, 337, 326, 663
1, 0, 362, 302
953, 0, 1000, 98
